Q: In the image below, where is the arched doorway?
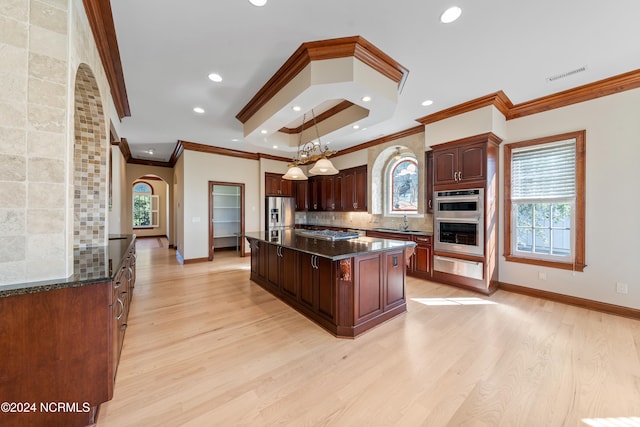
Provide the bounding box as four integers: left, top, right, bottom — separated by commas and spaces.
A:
73, 64, 106, 248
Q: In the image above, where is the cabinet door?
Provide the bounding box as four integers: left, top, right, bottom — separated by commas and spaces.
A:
299, 252, 316, 309
258, 241, 268, 279
280, 178, 293, 197
280, 247, 298, 298
433, 148, 458, 186
265, 173, 280, 196
341, 170, 355, 211
353, 253, 383, 323
294, 180, 308, 211
317, 256, 335, 322
333, 174, 343, 211
308, 178, 320, 211
384, 250, 406, 310
414, 242, 432, 275
267, 244, 280, 290
250, 240, 259, 274
425, 151, 434, 213
354, 166, 367, 211
459, 142, 486, 183
320, 176, 335, 211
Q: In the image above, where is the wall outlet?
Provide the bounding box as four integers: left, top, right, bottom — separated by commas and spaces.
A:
616, 282, 628, 294
538, 271, 547, 280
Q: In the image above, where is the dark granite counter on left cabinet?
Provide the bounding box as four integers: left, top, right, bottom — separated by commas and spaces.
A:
0, 235, 136, 298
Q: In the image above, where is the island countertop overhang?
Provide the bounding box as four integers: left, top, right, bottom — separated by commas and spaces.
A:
244, 230, 416, 261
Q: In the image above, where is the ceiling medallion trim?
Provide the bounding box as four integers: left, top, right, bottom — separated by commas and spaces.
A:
235, 36, 409, 124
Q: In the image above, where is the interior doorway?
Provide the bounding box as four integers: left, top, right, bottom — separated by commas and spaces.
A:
209, 181, 245, 261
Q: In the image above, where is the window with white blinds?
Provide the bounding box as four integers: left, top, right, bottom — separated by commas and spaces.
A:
511, 139, 576, 201
504, 130, 586, 272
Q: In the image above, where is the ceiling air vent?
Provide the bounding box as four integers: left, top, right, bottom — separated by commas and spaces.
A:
546, 66, 587, 83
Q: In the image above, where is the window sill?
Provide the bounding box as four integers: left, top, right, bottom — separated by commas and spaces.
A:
133, 226, 156, 230
504, 254, 585, 272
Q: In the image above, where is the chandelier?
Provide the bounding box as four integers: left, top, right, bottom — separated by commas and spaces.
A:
282, 109, 339, 180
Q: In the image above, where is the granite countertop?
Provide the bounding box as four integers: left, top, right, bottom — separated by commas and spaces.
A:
0, 235, 136, 298
296, 223, 433, 236
244, 230, 416, 261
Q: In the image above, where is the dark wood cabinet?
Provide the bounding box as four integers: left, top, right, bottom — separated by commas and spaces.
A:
247, 238, 409, 338
365, 230, 432, 279
265, 172, 293, 196
431, 132, 501, 294
425, 151, 433, 214
340, 165, 367, 211
412, 235, 432, 279
294, 180, 308, 211
433, 141, 486, 187
300, 165, 367, 212
0, 238, 136, 427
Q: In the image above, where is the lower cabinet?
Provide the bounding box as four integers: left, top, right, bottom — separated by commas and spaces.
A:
248, 239, 407, 338
0, 242, 137, 427
365, 230, 432, 279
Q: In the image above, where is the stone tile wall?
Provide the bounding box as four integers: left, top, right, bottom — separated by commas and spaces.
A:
0, 0, 68, 283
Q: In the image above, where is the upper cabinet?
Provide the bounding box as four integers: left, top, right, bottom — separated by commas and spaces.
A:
296, 165, 367, 212
433, 141, 486, 187
265, 172, 294, 197
425, 151, 433, 214
341, 165, 367, 212
432, 133, 501, 190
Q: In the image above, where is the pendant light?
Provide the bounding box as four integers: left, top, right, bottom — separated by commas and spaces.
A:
282, 109, 339, 180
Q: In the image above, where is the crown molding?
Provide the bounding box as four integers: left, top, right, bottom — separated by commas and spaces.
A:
236, 36, 409, 124
507, 68, 640, 119
82, 0, 130, 119
334, 125, 424, 157
179, 140, 289, 163
417, 91, 513, 125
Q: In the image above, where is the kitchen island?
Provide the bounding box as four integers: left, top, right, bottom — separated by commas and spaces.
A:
245, 230, 416, 338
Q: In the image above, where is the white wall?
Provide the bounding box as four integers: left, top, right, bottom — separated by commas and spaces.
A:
182, 150, 260, 260
500, 88, 640, 309
108, 146, 125, 234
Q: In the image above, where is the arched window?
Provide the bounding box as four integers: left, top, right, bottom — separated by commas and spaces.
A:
132, 181, 158, 228
387, 157, 418, 214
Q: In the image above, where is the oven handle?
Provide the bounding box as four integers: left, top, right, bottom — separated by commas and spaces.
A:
434, 195, 481, 202
435, 216, 480, 223
434, 255, 482, 267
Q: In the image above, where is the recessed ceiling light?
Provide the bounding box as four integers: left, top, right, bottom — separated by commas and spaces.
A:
249, 0, 267, 6
261, 129, 268, 134
193, 107, 205, 114
272, 145, 278, 149
231, 138, 240, 142
352, 125, 360, 129
292, 105, 301, 112
440, 6, 462, 23
421, 99, 434, 106
208, 73, 222, 82
147, 148, 154, 155
361, 96, 371, 102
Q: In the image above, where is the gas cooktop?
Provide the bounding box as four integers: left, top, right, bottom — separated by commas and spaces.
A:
295, 229, 360, 241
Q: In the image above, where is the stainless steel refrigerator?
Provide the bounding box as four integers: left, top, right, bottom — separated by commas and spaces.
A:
265, 197, 295, 230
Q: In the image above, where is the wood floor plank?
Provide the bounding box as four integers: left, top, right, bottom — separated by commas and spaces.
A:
97, 238, 640, 426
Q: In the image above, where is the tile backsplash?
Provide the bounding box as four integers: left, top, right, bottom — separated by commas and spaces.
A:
295, 211, 433, 232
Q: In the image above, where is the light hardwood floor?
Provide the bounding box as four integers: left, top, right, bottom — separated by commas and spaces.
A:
97, 238, 640, 426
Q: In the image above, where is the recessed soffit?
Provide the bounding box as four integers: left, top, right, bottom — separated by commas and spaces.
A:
236, 36, 409, 151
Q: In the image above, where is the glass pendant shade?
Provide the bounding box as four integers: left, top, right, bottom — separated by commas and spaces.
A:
282, 165, 308, 180
309, 157, 339, 175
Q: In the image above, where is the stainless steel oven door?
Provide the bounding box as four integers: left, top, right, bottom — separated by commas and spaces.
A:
434, 216, 484, 256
